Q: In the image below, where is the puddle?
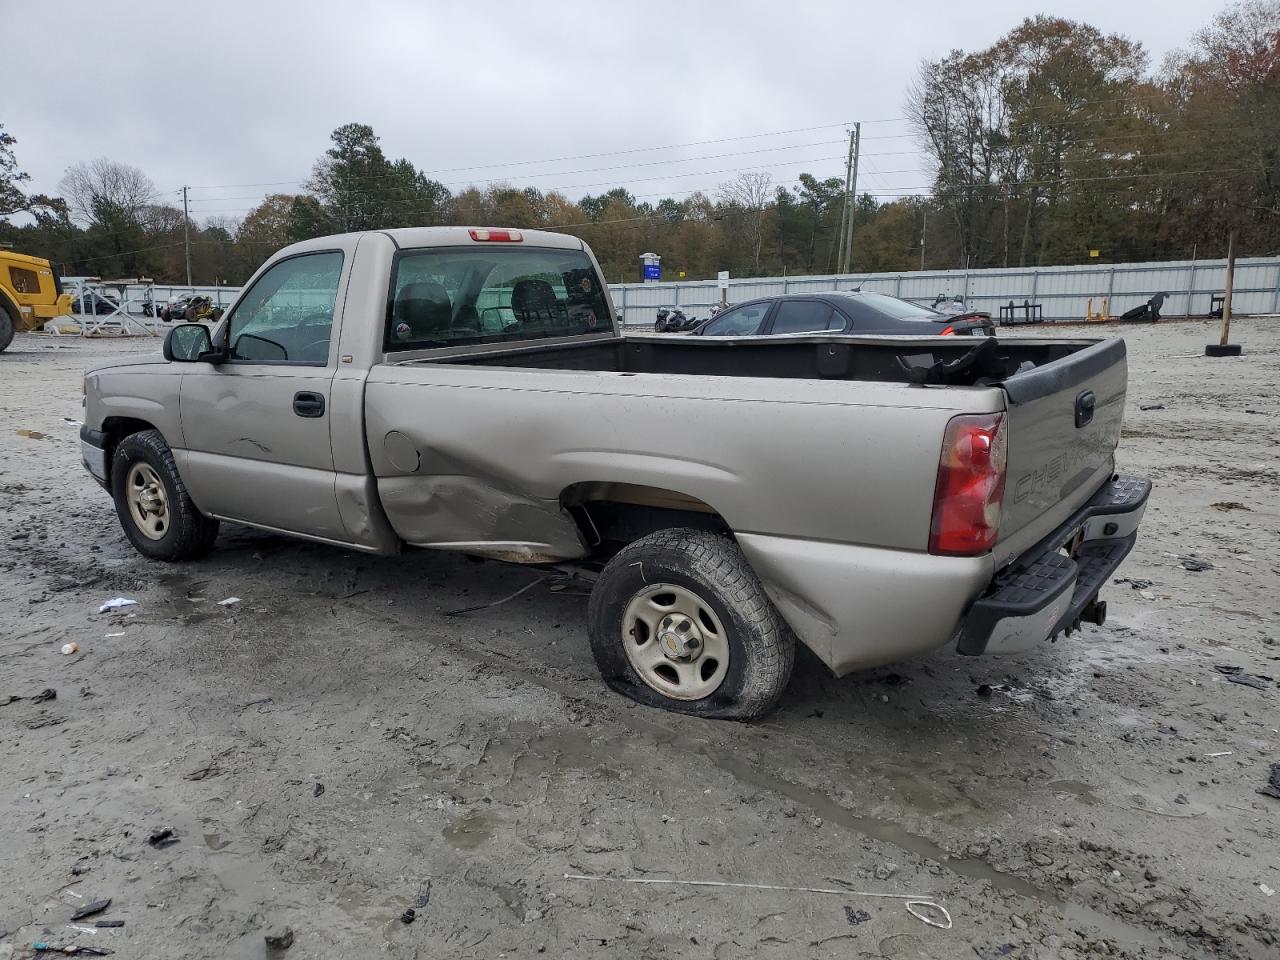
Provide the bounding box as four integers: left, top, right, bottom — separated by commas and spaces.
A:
443, 810, 496, 850
1047, 780, 1099, 805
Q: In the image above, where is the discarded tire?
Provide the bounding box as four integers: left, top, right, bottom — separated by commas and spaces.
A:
1204, 343, 1242, 357
587, 528, 794, 720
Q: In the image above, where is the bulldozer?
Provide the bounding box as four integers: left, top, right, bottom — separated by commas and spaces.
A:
0, 248, 73, 353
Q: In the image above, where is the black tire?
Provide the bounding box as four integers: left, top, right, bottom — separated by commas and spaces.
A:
0, 301, 15, 353
111, 430, 219, 561
587, 528, 794, 720
1204, 343, 1242, 357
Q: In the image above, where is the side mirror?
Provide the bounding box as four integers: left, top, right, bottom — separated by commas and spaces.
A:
163, 323, 214, 362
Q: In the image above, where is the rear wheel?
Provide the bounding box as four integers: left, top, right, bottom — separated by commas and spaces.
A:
111, 430, 219, 561
0, 302, 15, 353
587, 529, 794, 720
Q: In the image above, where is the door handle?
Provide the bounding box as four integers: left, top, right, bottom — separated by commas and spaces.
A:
293, 391, 325, 418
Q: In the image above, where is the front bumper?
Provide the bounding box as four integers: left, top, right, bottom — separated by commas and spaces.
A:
81, 425, 109, 488
958, 474, 1151, 655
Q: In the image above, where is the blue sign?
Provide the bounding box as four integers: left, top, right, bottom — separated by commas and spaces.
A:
642, 263, 661, 281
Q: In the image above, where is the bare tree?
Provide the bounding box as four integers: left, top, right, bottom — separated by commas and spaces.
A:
59, 158, 157, 226
719, 171, 774, 272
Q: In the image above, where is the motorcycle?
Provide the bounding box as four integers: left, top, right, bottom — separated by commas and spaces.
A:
654, 308, 702, 333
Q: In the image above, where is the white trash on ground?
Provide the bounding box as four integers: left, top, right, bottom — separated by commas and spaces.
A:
98, 597, 138, 613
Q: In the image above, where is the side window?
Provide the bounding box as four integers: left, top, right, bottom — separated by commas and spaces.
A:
771, 300, 836, 334
699, 302, 769, 336
227, 252, 344, 364
9, 267, 40, 295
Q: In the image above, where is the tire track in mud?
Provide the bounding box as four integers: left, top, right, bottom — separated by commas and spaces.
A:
348, 597, 1268, 960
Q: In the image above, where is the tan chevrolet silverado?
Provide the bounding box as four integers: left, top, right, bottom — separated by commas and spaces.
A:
80, 227, 1150, 719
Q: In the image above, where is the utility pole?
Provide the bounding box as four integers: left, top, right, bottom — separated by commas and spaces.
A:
835, 128, 855, 276
182, 185, 193, 288
838, 123, 861, 276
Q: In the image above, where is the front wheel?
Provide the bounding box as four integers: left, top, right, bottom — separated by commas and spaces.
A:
111, 430, 219, 561
587, 529, 794, 720
0, 303, 15, 353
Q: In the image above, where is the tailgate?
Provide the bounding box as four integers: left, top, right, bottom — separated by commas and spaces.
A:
994, 338, 1128, 566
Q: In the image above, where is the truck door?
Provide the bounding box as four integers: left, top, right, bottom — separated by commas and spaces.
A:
176, 245, 353, 542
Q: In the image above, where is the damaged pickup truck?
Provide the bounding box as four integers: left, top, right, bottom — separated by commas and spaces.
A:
81, 227, 1150, 719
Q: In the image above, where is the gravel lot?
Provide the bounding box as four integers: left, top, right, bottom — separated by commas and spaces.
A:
1, 319, 1277, 960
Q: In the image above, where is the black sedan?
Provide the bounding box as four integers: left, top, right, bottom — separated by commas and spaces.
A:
70, 292, 122, 316
689, 292, 994, 338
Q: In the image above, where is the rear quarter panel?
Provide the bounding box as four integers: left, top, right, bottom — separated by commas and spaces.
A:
362, 365, 1005, 553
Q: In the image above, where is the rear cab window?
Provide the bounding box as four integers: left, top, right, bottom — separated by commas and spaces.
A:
386, 246, 611, 350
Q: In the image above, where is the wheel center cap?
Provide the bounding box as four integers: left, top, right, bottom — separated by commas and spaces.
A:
658, 616, 702, 662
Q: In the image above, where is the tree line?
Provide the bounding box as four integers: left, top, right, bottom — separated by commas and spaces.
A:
1, 1, 1275, 286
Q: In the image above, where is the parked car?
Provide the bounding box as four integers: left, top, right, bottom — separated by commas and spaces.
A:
689, 291, 995, 338
80, 227, 1148, 720
71, 292, 122, 316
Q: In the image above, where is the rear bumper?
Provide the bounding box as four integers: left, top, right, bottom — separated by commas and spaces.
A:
958, 474, 1151, 655
81, 425, 109, 489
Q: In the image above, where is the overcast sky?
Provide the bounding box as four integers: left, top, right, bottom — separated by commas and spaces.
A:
6, 0, 1221, 226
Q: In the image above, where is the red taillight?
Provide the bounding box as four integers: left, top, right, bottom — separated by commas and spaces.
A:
468, 228, 523, 242
928, 413, 1007, 556
939, 325, 955, 336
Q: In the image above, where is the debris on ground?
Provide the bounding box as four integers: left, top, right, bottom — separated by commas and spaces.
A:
147, 827, 179, 849
70, 898, 111, 921
313, 782, 325, 798
2, 688, 56, 706
415, 881, 432, 909
1180, 556, 1214, 572
399, 908, 417, 924
17, 429, 49, 440
217, 597, 241, 606
1259, 763, 1280, 800
1114, 577, 1153, 590
32, 945, 113, 956
561, 872, 952, 928
444, 576, 550, 616
976, 684, 993, 698
1214, 665, 1273, 690
94, 921, 124, 928
844, 906, 872, 924
1211, 501, 1250, 512
1139, 403, 1165, 410
1261, 884, 1276, 896
61, 643, 80, 656
97, 598, 137, 613
264, 927, 295, 951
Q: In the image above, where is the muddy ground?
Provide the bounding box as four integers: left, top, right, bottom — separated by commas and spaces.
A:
1, 319, 1277, 960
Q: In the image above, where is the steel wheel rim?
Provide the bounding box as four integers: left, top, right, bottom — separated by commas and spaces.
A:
621, 583, 730, 700
126, 462, 169, 541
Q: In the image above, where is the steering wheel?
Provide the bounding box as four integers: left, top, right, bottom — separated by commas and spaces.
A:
295, 312, 333, 361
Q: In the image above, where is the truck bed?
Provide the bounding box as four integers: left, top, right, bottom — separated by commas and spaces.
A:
418, 332, 1097, 387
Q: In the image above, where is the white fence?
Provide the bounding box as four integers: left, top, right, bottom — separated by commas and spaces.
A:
57, 256, 1280, 332
609, 256, 1280, 327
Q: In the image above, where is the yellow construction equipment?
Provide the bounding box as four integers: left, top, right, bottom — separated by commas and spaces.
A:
0, 249, 73, 353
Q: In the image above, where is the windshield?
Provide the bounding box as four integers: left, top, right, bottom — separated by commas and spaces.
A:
386, 246, 611, 350
842, 292, 942, 321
